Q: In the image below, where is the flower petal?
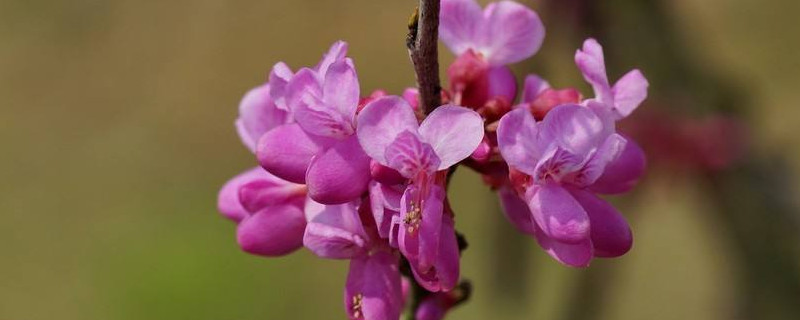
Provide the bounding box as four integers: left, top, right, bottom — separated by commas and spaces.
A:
303, 199, 368, 259
479, 1, 545, 65
521, 74, 551, 103
323, 60, 360, 125
569, 133, 626, 187
237, 84, 288, 152
369, 181, 403, 239
357, 96, 420, 166
238, 174, 306, 213
218, 167, 269, 222
498, 186, 534, 235
306, 135, 371, 204
439, 0, 483, 56
411, 214, 459, 292
345, 251, 403, 320
385, 131, 442, 178
256, 123, 336, 184
611, 69, 649, 119
497, 108, 542, 175
370, 161, 407, 186
575, 38, 612, 103
236, 205, 306, 256
418, 184, 445, 272
526, 183, 590, 243
533, 144, 584, 184
532, 222, 593, 267
289, 68, 356, 139
540, 104, 606, 156
589, 136, 646, 194
269, 62, 294, 111
487, 66, 518, 105
418, 105, 485, 170
285, 67, 323, 113
569, 188, 632, 258
316, 41, 349, 78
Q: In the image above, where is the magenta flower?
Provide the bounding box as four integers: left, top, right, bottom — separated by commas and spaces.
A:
302, 199, 403, 320
218, 73, 308, 256
440, 0, 545, 108
497, 104, 633, 267
257, 41, 371, 205
575, 38, 649, 120
357, 96, 483, 290
217, 168, 307, 256
345, 250, 404, 320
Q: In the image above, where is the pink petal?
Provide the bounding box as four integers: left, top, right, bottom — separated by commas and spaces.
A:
402, 87, 420, 111
370, 161, 407, 186
268, 62, 294, 111
439, 0, 483, 56
487, 66, 518, 105
385, 131, 441, 178
417, 184, 445, 272
479, 1, 545, 65
323, 60, 360, 126
238, 174, 306, 213
286, 68, 323, 113
521, 74, 551, 103
306, 135, 371, 204
569, 133, 626, 187
217, 167, 269, 223
357, 96, 420, 166
589, 136, 646, 194
369, 182, 403, 239
569, 188, 633, 258
236, 84, 288, 152
411, 215, 459, 292
236, 205, 306, 256
496, 108, 542, 175
526, 183, 590, 243
289, 68, 356, 139
418, 105, 485, 170
575, 38, 612, 103
532, 222, 593, 267
256, 123, 335, 184
303, 199, 368, 259
415, 295, 447, 320
345, 251, 403, 320
532, 144, 584, 184
611, 69, 648, 119
540, 104, 605, 156
498, 186, 534, 235
316, 41, 349, 78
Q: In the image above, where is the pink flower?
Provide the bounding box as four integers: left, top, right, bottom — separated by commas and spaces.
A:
219, 71, 307, 256
440, 0, 545, 108
575, 38, 649, 120
217, 168, 307, 256
302, 199, 403, 320
497, 104, 634, 267
345, 250, 403, 320
357, 96, 483, 290
256, 41, 371, 204
440, 0, 545, 66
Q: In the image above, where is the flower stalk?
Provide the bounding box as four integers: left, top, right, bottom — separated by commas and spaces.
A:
407, 0, 442, 115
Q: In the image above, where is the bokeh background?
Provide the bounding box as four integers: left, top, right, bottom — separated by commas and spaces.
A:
2, 0, 799, 319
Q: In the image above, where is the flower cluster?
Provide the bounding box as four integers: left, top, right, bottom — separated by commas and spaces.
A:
217, 0, 648, 319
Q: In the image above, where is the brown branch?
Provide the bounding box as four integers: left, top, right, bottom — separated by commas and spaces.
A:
407, 0, 442, 115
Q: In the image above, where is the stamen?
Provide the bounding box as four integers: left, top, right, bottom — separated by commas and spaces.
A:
351, 293, 364, 319
404, 200, 423, 233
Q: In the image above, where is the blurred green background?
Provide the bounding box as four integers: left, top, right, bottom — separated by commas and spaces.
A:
2, 0, 799, 319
